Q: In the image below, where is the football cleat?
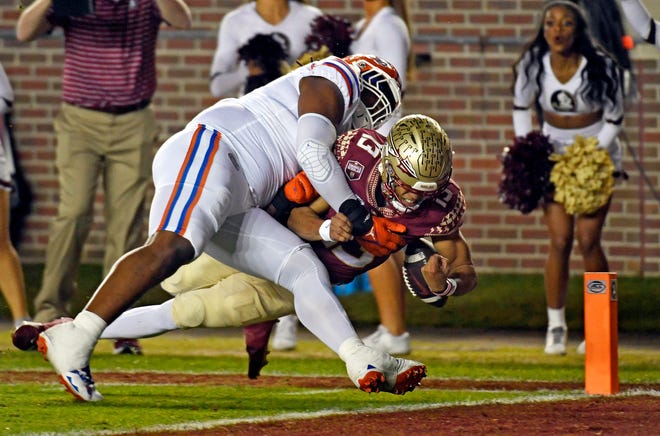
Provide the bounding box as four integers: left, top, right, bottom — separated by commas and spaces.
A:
36, 321, 102, 401
244, 320, 277, 379
112, 338, 143, 355
382, 357, 427, 395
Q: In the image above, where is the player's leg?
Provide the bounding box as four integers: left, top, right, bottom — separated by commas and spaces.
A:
37, 124, 247, 400
205, 208, 427, 393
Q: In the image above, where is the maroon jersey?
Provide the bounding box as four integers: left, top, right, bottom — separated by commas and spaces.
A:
311, 128, 466, 284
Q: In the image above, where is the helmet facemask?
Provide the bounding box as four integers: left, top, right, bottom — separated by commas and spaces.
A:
345, 55, 402, 130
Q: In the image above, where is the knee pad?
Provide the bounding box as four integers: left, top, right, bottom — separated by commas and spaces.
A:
171, 292, 206, 328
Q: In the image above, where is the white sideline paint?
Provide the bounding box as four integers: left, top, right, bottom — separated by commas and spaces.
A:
57, 389, 658, 436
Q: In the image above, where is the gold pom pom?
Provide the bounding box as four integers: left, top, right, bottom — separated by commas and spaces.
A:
292, 46, 331, 69
549, 136, 615, 215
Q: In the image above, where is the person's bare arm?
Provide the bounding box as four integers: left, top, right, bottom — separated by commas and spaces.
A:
16, 0, 53, 43
286, 198, 353, 242
156, 0, 192, 29
298, 76, 345, 128
422, 231, 477, 297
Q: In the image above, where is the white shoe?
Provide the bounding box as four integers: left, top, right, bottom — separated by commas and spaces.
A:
36, 321, 103, 401
272, 315, 298, 351
544, 326, 567, 355
363, 324, 411, 355
577, 340, 586, 355
339, 338, 426, 395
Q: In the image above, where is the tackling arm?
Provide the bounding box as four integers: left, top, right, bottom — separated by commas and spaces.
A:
296, 77, 359, 212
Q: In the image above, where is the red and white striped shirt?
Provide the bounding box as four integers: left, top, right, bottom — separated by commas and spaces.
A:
48, 0, 162, 110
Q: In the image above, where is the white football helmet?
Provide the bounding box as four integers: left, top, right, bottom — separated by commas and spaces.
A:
381, 114, 453, 213
345, 54, 402, 130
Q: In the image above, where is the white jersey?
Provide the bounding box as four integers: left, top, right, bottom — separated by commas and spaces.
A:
350, 6, 409, 134
152, 55, 362, 255
209, 1, 322, 97
513, 52, 624, 169
193, 56, 361, 208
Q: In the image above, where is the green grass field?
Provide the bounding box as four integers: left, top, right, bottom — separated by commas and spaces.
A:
0, 266, 657, 434
0, 327, 658, 435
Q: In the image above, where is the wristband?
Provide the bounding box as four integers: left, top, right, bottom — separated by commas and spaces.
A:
434, 278, 458, 297
318, 219, 335, 242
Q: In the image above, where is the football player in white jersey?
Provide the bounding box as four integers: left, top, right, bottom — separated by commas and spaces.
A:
620, 0, 660, 49
32, 54, 424, 402
16, 115, 474, 387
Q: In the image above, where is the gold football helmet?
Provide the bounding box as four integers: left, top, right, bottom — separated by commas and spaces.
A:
381, 114, 453, 212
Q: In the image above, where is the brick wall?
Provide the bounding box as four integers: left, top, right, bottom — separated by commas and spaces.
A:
1, 0, 658, 276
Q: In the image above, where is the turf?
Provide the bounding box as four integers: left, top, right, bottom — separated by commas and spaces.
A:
0, 330, 657, 435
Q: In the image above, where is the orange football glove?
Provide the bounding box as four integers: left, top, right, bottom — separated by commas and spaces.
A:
283, 171, 318, 204
356, 216, 407, 257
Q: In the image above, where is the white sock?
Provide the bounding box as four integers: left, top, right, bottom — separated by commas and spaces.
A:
547, 307, 566, 328
101, 299, 178, 339
337, 337, 365, 363
74, 310, 108, 338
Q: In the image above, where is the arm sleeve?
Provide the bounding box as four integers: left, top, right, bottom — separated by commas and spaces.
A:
209, 15, 247, 97
295, 113, 357, 211
512, 55, 536, 137
621, 0, 660, 48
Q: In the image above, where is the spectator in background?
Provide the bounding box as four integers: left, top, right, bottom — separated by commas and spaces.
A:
0, 62, 31, 330
350, 0, 414, 355
620, 0, 660, 49
209, 0, 322, 98
15, 0, 192, 354
511, 0, 625, 355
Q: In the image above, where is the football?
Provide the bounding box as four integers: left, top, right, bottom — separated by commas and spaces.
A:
402, 238, 447, 308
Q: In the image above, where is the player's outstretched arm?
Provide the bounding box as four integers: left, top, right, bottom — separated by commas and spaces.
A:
427, 231, 478, 297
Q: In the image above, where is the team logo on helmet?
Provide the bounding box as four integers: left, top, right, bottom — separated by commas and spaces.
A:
381, 114, 453, 213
